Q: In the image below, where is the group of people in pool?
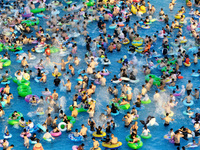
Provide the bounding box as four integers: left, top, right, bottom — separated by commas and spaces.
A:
0, 0, 200, 149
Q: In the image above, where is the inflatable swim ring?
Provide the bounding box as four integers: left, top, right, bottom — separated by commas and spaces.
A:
31, 8, 46, 13
0, 59, 11, 67
132, 39, 143, 47
183, 110, 193, 116
184, 62, 191, 67
183, 100, 194, 106
69, 105, 87, 113
102, 142, 122, 149
25, 95, 39, 103
111, 110, 120, 116
141, 133, 152, 139
133, 105, 145, 111
174, 15, 185, 19
141, 99, 151, 104
52, 72, 62, 77
92, 131, 106, 138
8, 112, 23, 125
68, 134, 84, 142
58, 122, 67, 132
50, 131, 62, 137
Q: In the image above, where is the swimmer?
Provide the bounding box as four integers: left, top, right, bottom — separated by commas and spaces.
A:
91, 137, 100, 150
43, 129, 55, 140
161, 113, 174, 126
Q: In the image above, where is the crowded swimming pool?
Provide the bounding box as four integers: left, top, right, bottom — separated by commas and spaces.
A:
0, 0, 200, 149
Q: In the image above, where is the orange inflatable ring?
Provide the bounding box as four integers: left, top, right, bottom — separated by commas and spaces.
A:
33, 146, 43, 150
178, 76, 183, 79
118, 24, 124, 27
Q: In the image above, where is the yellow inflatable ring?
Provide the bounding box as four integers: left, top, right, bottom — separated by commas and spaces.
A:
131, 5, 137, 14
123, 39, 130, 45
184, 62, 191, 67
136, 47, 143, 53
174, 15, 185, 19
19, 123, 26, 127
24, 75, 30, 81
180, 39, 187, 43
92, 131, 106, 138
90, 148, 101, 150
140, 5, 146, 13
102, 142, 122, 149
165, 78, 171, 83
174, 25, 183, 28
52, 72, 62, 77
132, 39, 143, 47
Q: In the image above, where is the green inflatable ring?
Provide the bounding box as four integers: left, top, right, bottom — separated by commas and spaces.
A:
108, 4, 114, 9
156, 60, 162, 63
21, 18, 39, 27
161, 67, 173, 73
17, 79, 30, 86
13, 77, 18, 83
50, 47, 59, 53
4, 45, 22, 52
31, 8, 46, 13
119, 96, 127, 99
109, 101, 130, 110
65, 1, 72, 4
141, 133, 152, 139
118, 103, 130, 110
145, 74, 161, 86
0, 47, 3, 52
8, 46, 22, 52
0, 59, 11, 67
86, 1, 95, 6
127, 140, 143, 149
17, 85, 31, 91
69, 105, 88, 113
125, 135, 141, 142
18, 88, 32, 97
0, 43, 4, 47
141, 99, 151, 104
67, 116, 76, 124
167, 59, 177, 65
8, 112, 23, 125
52, 1, 60, 5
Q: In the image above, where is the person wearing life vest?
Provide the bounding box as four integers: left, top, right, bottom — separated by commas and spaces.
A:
45, 45, 51, 56
143, 42, 151, 54
185, 56, 190, 64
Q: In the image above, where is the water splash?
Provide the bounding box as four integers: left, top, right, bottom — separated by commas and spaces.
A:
27, 112, 34, 117
94, 87, 110, 126
59, 96, 66, 111
13, 124, 19, 129
133, 88, 140, 101
154, 92, 169, 115
59, 79, 66, 92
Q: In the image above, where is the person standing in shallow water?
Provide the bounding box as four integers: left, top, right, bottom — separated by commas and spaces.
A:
161, 113, 174, 126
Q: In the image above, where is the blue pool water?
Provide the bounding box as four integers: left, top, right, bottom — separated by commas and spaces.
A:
1, 0, 200, 149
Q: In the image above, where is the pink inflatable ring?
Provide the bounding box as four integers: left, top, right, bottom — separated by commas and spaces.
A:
50, 131, 62, 137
